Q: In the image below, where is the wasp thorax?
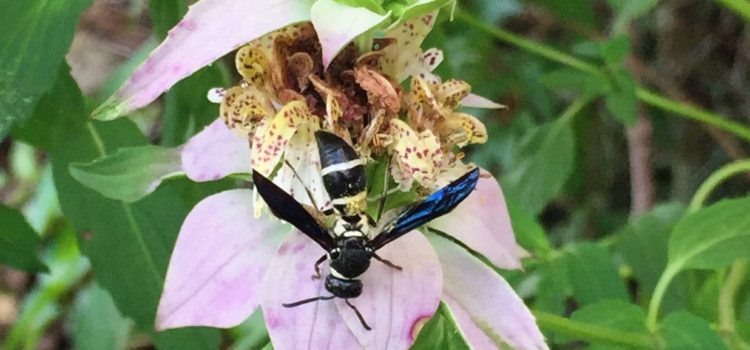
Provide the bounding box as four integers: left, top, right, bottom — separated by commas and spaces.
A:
329, 237, 372, 278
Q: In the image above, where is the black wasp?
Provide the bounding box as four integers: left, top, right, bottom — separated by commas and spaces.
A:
253, 130, 479, 330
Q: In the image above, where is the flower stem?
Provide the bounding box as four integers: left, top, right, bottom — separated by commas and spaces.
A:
454, 10, 750, 144
688, 159, 750, 212
559, 95, 591, 123
646, 263, 681, 331
718, 260, 750, 349
647, 159, 750, 333
533, 310, 654, 348
685, 159, 750, 349
636, 89, 750, 143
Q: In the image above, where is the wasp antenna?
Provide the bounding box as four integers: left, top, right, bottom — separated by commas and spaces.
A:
282, 295, 335, 308
373, 253, 402, 271
375, 156, 392, 222
344, 299, 372, 331
284, 159, 322, 211
311, 254, 327, 280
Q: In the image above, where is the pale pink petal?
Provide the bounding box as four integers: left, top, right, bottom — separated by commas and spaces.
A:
429, 168, 528, 269
430, 235, 548, 350
93, 0, 314, 120
156, 189, 287, 329
181, 119, 251, 181
461, 93, 506, 109
335, 231, 442, 350
311, 0, 390, 69
262, 231, 360, 349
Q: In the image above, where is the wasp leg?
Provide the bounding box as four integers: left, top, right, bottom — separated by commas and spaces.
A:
373, 253, 402, 271
345, 299, 372, 331
311, 254, 327, 280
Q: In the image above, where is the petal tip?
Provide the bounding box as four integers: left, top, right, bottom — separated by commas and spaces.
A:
460, 93, 506, 109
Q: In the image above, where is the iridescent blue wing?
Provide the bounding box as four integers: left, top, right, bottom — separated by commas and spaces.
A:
371, 168, 480, 250
253, 171, 335, 251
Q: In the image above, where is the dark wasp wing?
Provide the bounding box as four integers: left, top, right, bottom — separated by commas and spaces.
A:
370, 168, 480, 250
252, 171, 335, 251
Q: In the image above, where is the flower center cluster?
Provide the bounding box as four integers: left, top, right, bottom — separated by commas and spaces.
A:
220, 19, 489, 203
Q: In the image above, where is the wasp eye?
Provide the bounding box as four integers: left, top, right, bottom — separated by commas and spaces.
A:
330, 250, 341, 259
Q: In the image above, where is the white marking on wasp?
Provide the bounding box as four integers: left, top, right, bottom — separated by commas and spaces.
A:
343, 231, 365, 237
321, 159, 364, 176
330, 267, 361, 280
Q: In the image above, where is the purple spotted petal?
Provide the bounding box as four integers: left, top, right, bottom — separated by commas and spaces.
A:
461, 93, 505, 109
334, 232, 442, 350
156, 189, 287, 330
181, 119, 252, 181
311, 0, 390, 69
429, 169, 527, 269
262, 231, 360, 349
430, 235, 548, 350
92, 0, 314, 120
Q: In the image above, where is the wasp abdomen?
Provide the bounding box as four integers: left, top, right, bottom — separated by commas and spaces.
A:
315, 131, 366, 213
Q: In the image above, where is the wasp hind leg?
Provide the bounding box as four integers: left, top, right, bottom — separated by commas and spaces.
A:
373, 253, 402, 271
344, 299, 372, 331
311, 254, 327, 280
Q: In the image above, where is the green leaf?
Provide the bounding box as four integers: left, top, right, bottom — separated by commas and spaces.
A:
411, 302, 470, 350
505, 194, 552, 258
668, 196, 750, 271
148, 0, 188, 39
0, 0, 92, 138
70, 145, 181, 203
0, 204, 47, 272
161, 64, 228, 146
571, 299, 647, 350
605, 69, 638, 125
535, 258, 572, 315
228, 309, 270, 350
615, 203, 684, 296
565, 242, 629, 305
541, 68, 609, 99
541, 69, 588, 91
660, 311, 729, 350
503, 118, 575, 215
602, 35, 631, 67
24, 66, 220, 349
72, 283, 132, 350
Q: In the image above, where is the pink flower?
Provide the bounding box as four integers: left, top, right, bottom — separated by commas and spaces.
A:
153, 117, 545, 349
92, 0, 548, 348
